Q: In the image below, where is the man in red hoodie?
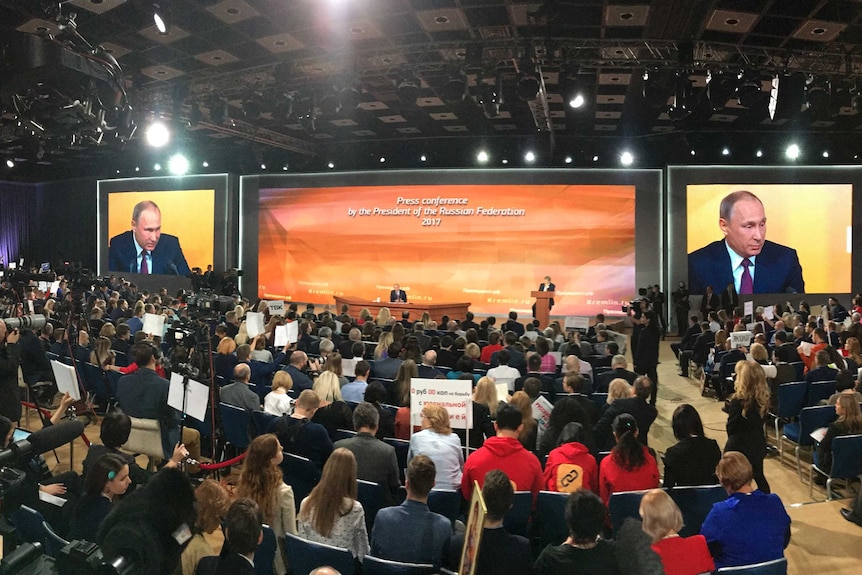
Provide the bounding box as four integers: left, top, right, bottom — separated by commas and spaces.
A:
461, 403, 543, 500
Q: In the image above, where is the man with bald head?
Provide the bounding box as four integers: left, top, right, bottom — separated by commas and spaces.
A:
688, 190, 804, 294
108, 200, 191, 275
417, 350, 442, 379
284, 350, 316, 392
219, 363, 261, 412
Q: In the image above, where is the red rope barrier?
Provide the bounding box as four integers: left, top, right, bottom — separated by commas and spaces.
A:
199, 453, 246, 470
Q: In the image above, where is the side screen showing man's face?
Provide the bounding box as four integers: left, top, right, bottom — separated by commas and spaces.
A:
132, 208, 162, 252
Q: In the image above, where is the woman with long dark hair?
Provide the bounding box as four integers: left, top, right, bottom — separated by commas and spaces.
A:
298, 448, 369, 559
69, 453, 132, 542
663, 404, 721, 488
725, 360, 772, 493
598, 414, 659, 506
634, 310, 661, 405
235, 434, 296, 575
538, 396, 594, 459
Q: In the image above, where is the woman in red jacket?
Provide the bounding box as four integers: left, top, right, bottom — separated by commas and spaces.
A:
599, 413, 659, 506
543, 422, 599, 494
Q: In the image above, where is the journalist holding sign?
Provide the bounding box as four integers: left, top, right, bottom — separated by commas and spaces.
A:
108, 200, 191, 276
688, 191, 805, 295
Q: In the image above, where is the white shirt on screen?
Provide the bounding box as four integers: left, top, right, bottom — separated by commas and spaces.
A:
725, 240, 756, 293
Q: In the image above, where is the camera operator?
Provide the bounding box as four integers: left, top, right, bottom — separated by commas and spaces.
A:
0, 319, 23, 423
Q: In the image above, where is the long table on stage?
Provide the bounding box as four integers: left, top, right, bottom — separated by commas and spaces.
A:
333, 296, 471, 325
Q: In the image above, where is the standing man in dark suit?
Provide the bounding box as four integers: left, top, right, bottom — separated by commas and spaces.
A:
532, 275, 556, 318
688, 190, 805, 294
334, 402, 401, 505
108, 200, 191, 276
700, 286, 720, 319
720, 282, 738, 315
390, 283, 407, 303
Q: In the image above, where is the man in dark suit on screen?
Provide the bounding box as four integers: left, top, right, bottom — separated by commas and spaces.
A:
688, 191, 804, 295
390, 283, 408, 303
108, 200, 191, 275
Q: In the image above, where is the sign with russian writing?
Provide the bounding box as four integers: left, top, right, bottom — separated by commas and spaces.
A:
410, 377, 473, 429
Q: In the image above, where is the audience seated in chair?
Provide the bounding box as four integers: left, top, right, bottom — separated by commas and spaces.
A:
195, 498, 263, 575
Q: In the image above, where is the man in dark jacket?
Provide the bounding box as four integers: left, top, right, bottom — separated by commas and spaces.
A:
593, 376, 657, 450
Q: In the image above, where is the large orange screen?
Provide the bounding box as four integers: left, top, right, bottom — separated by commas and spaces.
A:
258, 184, 635, 317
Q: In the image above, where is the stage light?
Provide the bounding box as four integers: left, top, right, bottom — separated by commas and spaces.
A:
328, 162, 335, 169
690, 149, 696, 156
755, 150, 763, 158
379, 157, 386, 163
202, 161, 209, 167
260, 164, 266, 170
478, 81, 502, 118
501, 159, 508, 165
706, 70, 737, 111
620, 151, 633, 166
785, 144, 800, 160
805, 75, 831, 112
593, 155, 599, 162
524, 151, 536, 163
722, 147, 730, 156
736, 69, 763, 108
282, 165, 288, 171
420, 155, 427, 162
823, 151, 830, 158
476, 150, 489, 163
517, 56, 540, 102
564, 156, 573, 164
168, 153, 189, 175
568, 94, 585, 109
397, 72, 421, 106
135, 166, 140, 172
145, 120, 170, 148
6, 159, 14, 168
152, 3, 169, 35
154, 163, 162, 171
116, 170, 120, 174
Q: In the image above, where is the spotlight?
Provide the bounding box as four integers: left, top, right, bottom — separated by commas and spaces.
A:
524, 151, 536, 163
736, 70, 764, 109
690, 149, 696, 156
442, 73, 467, 104
568, 94, 585, 109
785, 143, 800, 160
593, 155, 599, 162
379, 157, 386, 163
328, 162, 335, 169
202, 161, 209, 167
282, 164, 289, 171
420, 155, 427, 162
135, 166, 140, 172
152, 3, 169, 35
476, 150, 489, 164
517, 56, 540, 101
501, 159, 508, 165
397, 72, 421, 106
260, 164, 266, 170
168, 153, 189, 175
706, 70, 737, 111
564, 156, 573, 164
5, 159, 14, 168
755, 150, 763, 158
154, 163, 162, 171
620, 151, 633, 166
478, 80, 502, 118
667, 72, 694, 121
805, 75, 831, 114
823, 151, 830, 158
722, 147, 730, 156
145, 120, 170, 148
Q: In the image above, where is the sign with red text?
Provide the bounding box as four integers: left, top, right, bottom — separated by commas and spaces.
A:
410, 377, 473, 430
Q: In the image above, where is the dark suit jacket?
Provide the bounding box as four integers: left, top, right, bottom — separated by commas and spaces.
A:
594, 368, 638, 393
390, 289, 407, 303
116, 367, 178, 458
283, 365, 314, 392
195, 553, 255, 575
720, 287, 738, 314
594, 397, 657, 451
688, 239, 804, 294
502, 320, 525, 337
334, 432, 401, 505
700, 292, 720, 316
539, 282, 556, 307
108, 230, 191, 275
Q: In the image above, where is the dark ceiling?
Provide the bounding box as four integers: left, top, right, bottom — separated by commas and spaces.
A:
3, 0, 862, 181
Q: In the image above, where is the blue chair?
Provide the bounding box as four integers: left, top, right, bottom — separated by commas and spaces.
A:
357, 480, 387, 532
106, 369, 123, 401
427, 489, 461, 526
283, 532, 355, 575
362, 556, 434, 575
251, 410, 279, 437
715, 557, 787, 574
590, 393, 609, 412
806, 381, 836, 406
536, 490, 569, 546
10, 506, 68, 558
502, 491, 532, 537
280, 453, 321, 509
81, 362, 111, 406
781, 405, 837, 478
254, 524, 277, 575
769, 381, 807, 452
810, 433, 862, 500
666, 485, 725, 537
608, 489, 649, 534
789, 362, 805, 381
383, 437, 410, 483
219, 402, 252, 455
332, 428, 358, 442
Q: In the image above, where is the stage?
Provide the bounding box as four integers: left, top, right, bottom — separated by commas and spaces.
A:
333, 296, 470, 326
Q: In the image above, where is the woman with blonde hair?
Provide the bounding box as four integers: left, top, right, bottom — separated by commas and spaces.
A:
99, 322, 116, 339
843, 336, 862, 373
43, 298, 57, 318
323, 352, 348, 386
374, 331, 394, 360
376, 306, 391, 327
234, 320, 249, 346
264, 371, 294, 416
236, 434, 296, 575
358, 307, 372, 325
817, 394, 862, 475
298, 448, 369, 559
180, 479, 231, 575
508, 391, 538, 451
312, 371, 353, 440
407, 404, 464, 490
748, 342, 777, 378
725, 360, 772, 492
464, 342, 481, 361
214, 337, 238, 382
601, 378, 632, 418
473, 376, 500, 417
639, 489, 714, 575
90, 336, 116, 369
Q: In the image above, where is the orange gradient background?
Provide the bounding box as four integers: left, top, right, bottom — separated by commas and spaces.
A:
108, 190, 215, 272
686, 183, 852, 293
258, 184, 636, 316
